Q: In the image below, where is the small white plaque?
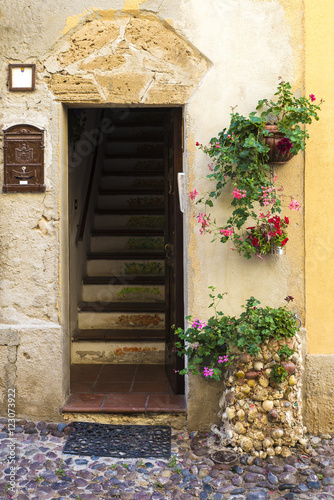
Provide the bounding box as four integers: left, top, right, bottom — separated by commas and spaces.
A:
19, 180, 28, 185
9, 64, 35, 91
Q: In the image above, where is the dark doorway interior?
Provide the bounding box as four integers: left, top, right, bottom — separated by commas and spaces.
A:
65, 108, 185, 414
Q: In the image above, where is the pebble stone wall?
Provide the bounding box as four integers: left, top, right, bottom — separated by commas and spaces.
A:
214, 332, 308, 458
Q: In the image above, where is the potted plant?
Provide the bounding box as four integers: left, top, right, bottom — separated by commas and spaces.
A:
232, 213, 289, 259
191, 79, 321, 258
174, 289, 299, 381
258, 78, 323, 164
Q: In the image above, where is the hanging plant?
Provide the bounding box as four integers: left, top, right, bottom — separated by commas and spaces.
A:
191, 79, 323, 259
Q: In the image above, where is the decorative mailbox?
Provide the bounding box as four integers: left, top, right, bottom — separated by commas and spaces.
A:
3, 124, 45, 192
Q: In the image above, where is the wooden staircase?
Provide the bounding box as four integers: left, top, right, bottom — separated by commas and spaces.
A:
72, 110, 170, 364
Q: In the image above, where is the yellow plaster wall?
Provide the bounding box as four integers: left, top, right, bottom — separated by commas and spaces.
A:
305, 0, 334, 354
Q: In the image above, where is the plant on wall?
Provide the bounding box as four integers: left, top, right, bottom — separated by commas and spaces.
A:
191, 79, 323, 259
174, 290, 298, 381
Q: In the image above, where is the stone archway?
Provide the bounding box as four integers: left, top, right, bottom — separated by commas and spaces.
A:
44, 12, 211, 104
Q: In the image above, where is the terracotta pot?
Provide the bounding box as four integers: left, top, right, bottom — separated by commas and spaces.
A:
263, 124, 295, 165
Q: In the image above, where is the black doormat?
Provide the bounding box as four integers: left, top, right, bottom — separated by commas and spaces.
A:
63, 421, 171, 459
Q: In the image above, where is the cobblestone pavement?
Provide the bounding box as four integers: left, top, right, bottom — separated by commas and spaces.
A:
0, 417, 334, 500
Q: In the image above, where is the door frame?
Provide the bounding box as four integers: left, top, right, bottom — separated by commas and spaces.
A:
60, 104, 187, 399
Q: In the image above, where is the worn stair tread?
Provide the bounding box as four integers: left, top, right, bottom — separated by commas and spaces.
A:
91, 228, 164, 237
105, 154, 164, 159
72, 329, 165, 341
83, 275, 165, 285
106, 122, 164, 129
101, 171, 164, 177
98, 188, 164, 195
87, 252, 165, 260
78, 301, 166, 312
95, 208, 164, 216
106, 138, 163, 143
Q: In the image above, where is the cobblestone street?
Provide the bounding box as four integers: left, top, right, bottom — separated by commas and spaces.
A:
0, 417, 334, 499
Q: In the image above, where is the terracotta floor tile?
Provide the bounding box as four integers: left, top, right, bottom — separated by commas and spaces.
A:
146, 394, 186, 413
135, 364, 167, 382
62, 393, 105, 412
98, 364, 136, 382
92, 382, 132, 393
132, 380, 170, 393
70, 364, 102, 382
71, 382, 93, 393
103, 393, 148, 413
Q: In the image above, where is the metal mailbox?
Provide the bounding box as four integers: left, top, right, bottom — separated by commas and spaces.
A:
3, 124, 45, 192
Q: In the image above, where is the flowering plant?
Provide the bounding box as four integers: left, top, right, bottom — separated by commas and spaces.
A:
257, 78, 323, 156
232, 214, 289, 259
174, 289, 235, 381
174, 290, 299, 381
191, 79, 322, 258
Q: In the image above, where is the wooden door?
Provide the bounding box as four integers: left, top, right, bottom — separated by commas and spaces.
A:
164, 108, 185, 394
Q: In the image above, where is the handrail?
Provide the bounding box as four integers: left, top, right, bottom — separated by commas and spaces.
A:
76, 109, 105, 244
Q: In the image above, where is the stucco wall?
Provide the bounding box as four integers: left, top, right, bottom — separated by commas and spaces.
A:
0, 0, 328, 431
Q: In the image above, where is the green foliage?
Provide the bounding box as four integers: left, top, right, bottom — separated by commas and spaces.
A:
55, 459, 66, 478
123, 262, 163, 275
167, 456, 179, 468
126, 237, 164, 250
194, 80, 323, 258
127, 215, 164, 228
277, 344, 295, 360
117, 286, 161, 299
270, 364, 289, 383
175, 288, 299, 380
257, 79, 323, 155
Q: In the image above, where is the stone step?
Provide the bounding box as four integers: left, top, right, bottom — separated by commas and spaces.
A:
71, 339, 165, 364
82, 283, 165, 302
90, 235, 164, 253
93, 213, 164, 230
103, 158, 164, 172
99, 174, 164, 190
91, 228, 164, 237
97, 194, 164, 210
105, 142, 164, 156
72, 329, 165, 341
87, 257, 165, 277
78, 308, 165, 330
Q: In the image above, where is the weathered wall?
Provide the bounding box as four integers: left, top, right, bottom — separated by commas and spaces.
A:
0, 0, 326, 431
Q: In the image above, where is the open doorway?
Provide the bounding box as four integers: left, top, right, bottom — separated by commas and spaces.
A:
64, 107, 186, 414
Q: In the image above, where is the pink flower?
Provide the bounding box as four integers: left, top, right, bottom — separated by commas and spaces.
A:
309, 94, 316, 102
218, 355, 229, 363
197, 212, 211, 234
232, 188, 247, 199
220, 227, 234, 237
289, 199, 301, 211
215, 142, 220, 148
192, 319, 207, 329
203, 367, 214, 377
189, 189, 198, 200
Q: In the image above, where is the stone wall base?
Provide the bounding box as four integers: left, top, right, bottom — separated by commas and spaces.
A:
214, 332, 307, 458
0, 324, 68, 421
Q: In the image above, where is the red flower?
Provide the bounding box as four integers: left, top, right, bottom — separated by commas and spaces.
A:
284, 216, 289, 224
196, 141, 200, 146
277, 137, 293, 154
252, 237, 259, 247
280, 238, 289, 246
